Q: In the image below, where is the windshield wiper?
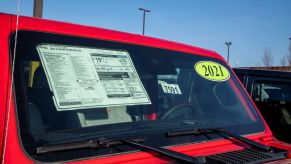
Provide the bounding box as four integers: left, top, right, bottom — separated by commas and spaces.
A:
167, 128, 274, 153
36, 138, 145, 154
120, 140, 196, 163
37, 137, 198, 163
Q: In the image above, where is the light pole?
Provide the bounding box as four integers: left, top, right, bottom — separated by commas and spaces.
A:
33, 0, 43, 18
139, 8, 151, 35
225, 42, 232, 63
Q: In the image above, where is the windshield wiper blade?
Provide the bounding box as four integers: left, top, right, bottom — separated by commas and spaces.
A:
120, 140, 196, 163
36, 138, 145, 154
167, 128, 274, 153
37, 138, 198, 163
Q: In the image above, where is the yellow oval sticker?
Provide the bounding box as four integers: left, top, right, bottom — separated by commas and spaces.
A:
195, 61, 230, 81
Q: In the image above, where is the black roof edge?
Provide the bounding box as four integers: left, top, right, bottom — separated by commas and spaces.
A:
233, 68, 291, 79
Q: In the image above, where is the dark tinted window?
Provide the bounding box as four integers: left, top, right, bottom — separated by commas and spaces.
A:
252, 81, 291, 143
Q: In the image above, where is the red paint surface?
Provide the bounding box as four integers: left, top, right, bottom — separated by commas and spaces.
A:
0, 13, 290, 163
0, 13, 12, 162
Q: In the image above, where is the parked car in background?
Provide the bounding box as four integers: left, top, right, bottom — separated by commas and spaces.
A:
1, 13, 291, 163
234, 68, 291, 143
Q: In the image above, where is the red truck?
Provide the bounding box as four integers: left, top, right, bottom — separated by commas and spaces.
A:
0, 13, 290, 163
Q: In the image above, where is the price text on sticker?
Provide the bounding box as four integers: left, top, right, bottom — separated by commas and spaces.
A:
195, 61, 230, 81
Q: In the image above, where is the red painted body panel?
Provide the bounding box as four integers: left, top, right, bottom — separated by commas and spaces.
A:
0, 13, 290, 163
0, 13, 12, 161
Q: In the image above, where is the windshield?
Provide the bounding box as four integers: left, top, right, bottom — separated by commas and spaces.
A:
11, 31, 265, 162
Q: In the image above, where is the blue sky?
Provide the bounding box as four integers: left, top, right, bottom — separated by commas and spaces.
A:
1, 0, 291, 67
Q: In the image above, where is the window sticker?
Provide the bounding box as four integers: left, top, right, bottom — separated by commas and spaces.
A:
195, 61, 230, 82
36, 44, 151, 111
158, 80, 182, 94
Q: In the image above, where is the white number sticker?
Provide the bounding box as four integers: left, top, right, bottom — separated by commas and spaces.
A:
159, 81, 182, 95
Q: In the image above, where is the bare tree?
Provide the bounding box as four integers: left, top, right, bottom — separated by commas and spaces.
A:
280, 56, 287, 66
261, 48, 273, 67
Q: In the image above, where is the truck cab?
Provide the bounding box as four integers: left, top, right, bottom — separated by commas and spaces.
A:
0, 13, 291, 163
234, 68, 291, 144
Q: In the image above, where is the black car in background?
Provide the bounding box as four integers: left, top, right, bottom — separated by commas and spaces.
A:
234, 68, 291, 143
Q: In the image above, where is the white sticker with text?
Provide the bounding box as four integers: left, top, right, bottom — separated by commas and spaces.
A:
159, 81, 182, 95
37, 44, 151, 111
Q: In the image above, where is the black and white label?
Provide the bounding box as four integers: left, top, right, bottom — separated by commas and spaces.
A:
37, 44, 151, 111
159, 81, 182, 95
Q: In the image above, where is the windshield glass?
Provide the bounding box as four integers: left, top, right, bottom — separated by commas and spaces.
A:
12, 31, 265, 162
